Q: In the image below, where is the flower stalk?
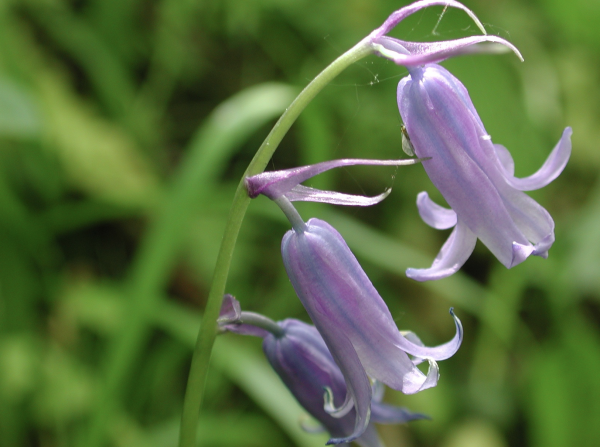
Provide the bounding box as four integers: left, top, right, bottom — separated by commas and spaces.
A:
178, 39, 374, 447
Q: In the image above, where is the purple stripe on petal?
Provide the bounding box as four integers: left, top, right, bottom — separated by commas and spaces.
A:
416, 191, 457, 230
501, 190, 554, 249
406, 220, 477, 281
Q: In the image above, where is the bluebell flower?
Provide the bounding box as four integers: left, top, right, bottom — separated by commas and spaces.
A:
245, 159, 463, 445
362, 0, 572, 280
280, 217, 462, 443
397, 65, 571, 280
218, 295, 430, 447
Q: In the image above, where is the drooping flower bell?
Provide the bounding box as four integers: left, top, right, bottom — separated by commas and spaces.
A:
397, 65, 571, 280
245, 159, 463, 444
218, 295, 429, 447
362, 0, 572, 280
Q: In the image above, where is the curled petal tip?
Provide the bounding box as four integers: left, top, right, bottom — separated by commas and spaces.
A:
323, 386, 354, 419
499, 127, 571, 191
372, 0, 486, 39
326, 436, 359, 446
510, 242, 535, 268
416, 191, 457, 230
286, 185, 392, 207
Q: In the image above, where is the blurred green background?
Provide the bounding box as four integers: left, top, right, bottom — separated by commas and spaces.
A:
0, 0, 599, 446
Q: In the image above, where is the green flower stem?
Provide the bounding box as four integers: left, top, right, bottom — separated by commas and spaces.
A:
237, 311, 286, 338
178, 39, 373, 447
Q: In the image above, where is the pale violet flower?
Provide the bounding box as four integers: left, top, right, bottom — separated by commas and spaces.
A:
397, 64, 571, 281
245, 159, 463, 444
218, 295, 429, 447
358, 0, 572, 280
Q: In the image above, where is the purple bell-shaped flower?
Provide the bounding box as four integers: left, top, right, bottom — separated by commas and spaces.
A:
245, 158, 462, 444
219, 295, 430, 446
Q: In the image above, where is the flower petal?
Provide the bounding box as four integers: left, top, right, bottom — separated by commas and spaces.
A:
285, 185, 391, 206
319, 330, 372, 445
511, 241, 535, 267
416, 191, 457, 230
371, 380, 385, 403
493, 144, 515, 176
393, 309, 463, 361
373, 35, 523, 67
399, 64, 534, 267
495, 127, 572, 191
262, 321, 358, 442
245, 158, 420, 201
282, 218, 461, 400
370, 0, 486, 39
406, 220, 477, 281
218, 294, 241, 324
402, 359, 440, 394
502, 190, 554, 259
371, 402, 430, 424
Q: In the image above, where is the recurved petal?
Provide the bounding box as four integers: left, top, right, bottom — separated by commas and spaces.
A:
496, 127, 572, 191
285, 185, 391, 206
416, 191, 457, 229
370, 0, 485, 39
511, 241, 535, 267
493, 144, 515, 175
391, 309, 462, 361
406, 220, 477, 281
373, 35, 522, 67
500, 187, 554, 257
371, 402, 430, 424
320, 330, 372, 445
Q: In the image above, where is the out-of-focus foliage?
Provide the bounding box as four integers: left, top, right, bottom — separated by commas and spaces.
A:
0, 1, 598, 446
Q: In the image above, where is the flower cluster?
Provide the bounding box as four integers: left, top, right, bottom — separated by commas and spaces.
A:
217, 0, 571, 445
219, 295, 430, 447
